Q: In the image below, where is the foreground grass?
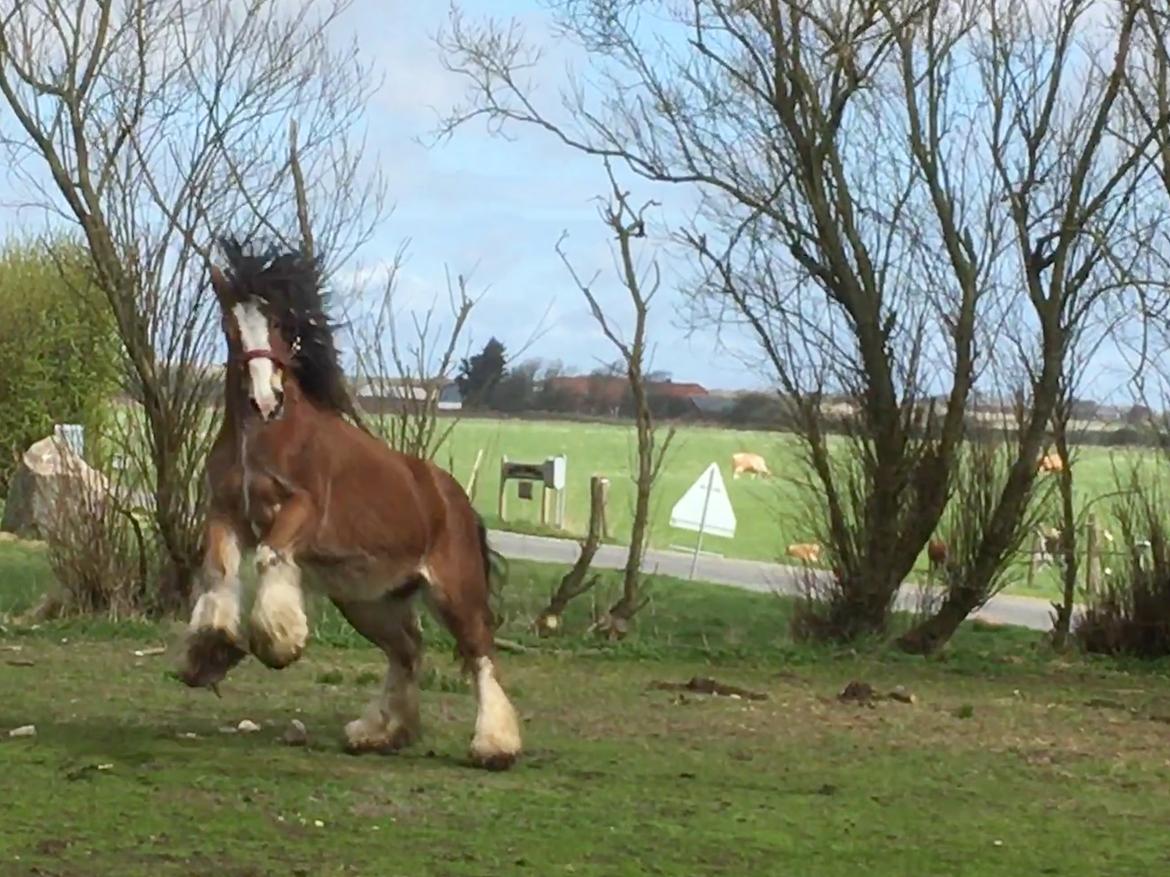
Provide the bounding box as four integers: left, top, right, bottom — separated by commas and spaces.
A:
4, 542, 1170, 874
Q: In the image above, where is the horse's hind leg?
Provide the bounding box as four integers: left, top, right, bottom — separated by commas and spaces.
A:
331, 593, 422, 753
423, 560, 522, 770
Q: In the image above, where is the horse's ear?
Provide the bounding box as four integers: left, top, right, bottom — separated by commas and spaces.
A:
210, 264, 232, 308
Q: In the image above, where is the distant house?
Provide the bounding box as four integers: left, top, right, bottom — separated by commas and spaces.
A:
648, 380, 709, 400
437, 383, 463, 411
543, 375, 625, 412
544, 375, 709, 415
1068, 398, 1100, 421
352, 376, 462, 415
689, 395, 736, 419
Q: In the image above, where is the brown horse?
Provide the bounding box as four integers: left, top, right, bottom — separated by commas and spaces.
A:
178, 240, 521, 770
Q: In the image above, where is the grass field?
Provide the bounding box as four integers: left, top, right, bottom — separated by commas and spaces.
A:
441, 416, 1164, 597
4, 540, 1170, 875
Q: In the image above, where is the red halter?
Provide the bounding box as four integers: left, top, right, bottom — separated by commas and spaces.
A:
239, 336, 300, 368
243, 348, 282, 365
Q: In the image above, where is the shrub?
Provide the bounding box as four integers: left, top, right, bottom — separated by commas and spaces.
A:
38, 445, 157, 620
1073, 465, 1170, 658
0, 237, 119, 490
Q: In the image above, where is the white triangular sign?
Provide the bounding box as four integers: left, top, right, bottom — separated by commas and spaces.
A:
670, 462, 736, 539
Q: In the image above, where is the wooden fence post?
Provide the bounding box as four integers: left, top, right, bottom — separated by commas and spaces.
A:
498, 456, 508, 523
1027, 529, 1042, 591
597, 476, 610, 540
1085, 513, 1100, 599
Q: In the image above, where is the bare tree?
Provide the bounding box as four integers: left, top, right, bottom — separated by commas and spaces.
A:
534, 474, 608, 635
345, 249, 478, 460
0, 0, 384, 609
899, 0, 1168, 652
556, 166, 676, 628
439, 0, 1168, 647
1046, 315, 1125, 647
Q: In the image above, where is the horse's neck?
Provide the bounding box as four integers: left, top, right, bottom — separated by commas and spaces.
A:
222, 365, 248, 432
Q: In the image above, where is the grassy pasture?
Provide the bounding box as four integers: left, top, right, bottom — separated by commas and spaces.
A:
442, 416, 1164, 597
90, 405, 1168, 598
3, 541, 1170, 875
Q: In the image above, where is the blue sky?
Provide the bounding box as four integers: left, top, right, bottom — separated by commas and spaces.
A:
0, 0, 1151, 403
299, 0, 762, 391
0, 0, 756, 391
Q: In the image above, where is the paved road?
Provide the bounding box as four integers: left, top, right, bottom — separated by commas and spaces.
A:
488, 529, 1061, 632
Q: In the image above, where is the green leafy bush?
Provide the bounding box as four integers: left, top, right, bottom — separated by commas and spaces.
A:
0, 237, 120, 488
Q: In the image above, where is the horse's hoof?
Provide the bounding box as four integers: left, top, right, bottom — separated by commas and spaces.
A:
248, 635, 304, 670
469, 749, 519, 771
180, 627, 247, 689
343, 721, 417, 755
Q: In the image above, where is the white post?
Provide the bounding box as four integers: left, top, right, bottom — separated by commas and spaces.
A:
688, 467, 716, 580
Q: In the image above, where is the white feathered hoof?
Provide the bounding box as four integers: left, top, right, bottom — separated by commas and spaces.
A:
469, 657, 522, 770
343, 715, 418, 755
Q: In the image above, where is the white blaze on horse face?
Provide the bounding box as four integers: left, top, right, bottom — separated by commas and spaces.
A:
232, 300, 282, 419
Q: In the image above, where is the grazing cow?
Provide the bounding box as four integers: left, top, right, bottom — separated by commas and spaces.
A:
787, 542, 822, 564
1041, 525, 1061, 559
731, 452, 770, 479
1037, 452, 1064, 473
927, 538, 948, 575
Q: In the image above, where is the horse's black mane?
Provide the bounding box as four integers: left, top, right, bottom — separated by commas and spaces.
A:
218, 237, 362, 424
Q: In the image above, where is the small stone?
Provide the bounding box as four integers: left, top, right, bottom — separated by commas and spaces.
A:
237, 719, 261, 733
313, 819, 325, 828
8, 725, 36, 738
282, 719, 308, 747
178, 732, 199, 740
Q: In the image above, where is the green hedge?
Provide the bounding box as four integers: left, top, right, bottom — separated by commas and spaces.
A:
0, 237, 120, 490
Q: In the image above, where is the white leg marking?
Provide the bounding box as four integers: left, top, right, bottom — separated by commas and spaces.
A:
345, 660, 420, 752
470, 656, 522, 766
249, 545, 308, 668
188, 530, 242, 637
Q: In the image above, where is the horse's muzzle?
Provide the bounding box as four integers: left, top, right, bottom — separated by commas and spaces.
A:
251, 388, 285, 422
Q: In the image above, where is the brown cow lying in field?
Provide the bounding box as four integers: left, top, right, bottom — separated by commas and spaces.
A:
786, 542, 822, 564
731, 452, 770, 479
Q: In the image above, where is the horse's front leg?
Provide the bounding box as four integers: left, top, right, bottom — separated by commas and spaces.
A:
180, 516, 247, 688
249, 492, 315, 670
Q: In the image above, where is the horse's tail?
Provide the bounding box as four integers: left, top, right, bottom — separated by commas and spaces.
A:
475, 512, 508, 630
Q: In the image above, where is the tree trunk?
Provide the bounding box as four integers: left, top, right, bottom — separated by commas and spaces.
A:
1050, 435, 1079, 649
611, 457, 651, 620
899, 322, 1064, 652
896, 590, 977, 655
535, 475, 606, 633
610, 383, 653, 621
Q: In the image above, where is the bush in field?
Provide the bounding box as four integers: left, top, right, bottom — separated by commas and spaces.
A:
0, 238, 119, 489
1074, 467, 1170, 658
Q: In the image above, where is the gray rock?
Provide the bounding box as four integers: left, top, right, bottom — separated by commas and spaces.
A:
282, 719, 309, 747
1, 435, 109, 539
